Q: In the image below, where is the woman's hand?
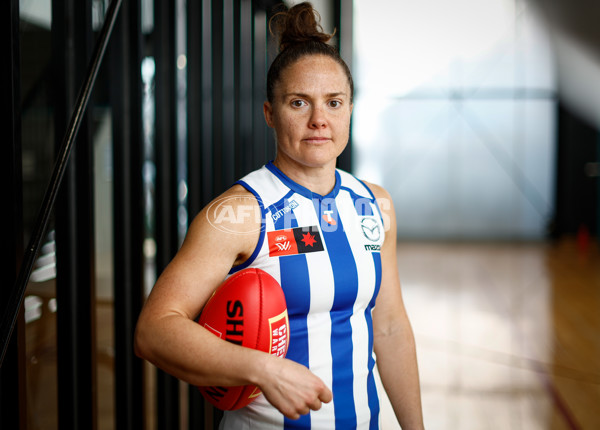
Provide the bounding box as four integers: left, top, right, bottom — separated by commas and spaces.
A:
256, 355, 332, 420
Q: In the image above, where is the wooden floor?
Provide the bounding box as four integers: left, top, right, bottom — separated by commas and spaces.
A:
24, 239, 600, 429
377, 240, 600, 430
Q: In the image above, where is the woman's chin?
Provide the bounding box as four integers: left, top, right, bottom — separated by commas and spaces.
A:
276, 148, 345, 170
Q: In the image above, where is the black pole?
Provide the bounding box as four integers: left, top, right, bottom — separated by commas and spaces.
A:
334, 0, 353, 172
111, 0, 146, 428
0, 0, 26, 426
53, 0, 98, 426
154, 0, 181, 427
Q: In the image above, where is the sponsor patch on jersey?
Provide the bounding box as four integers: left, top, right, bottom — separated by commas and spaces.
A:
271, 199, 299, 224
360, 217, 381, 242
322, 210, 337, 225
360, 216, 383, 252
269, 310, 289, 358
267, 225, 324, 257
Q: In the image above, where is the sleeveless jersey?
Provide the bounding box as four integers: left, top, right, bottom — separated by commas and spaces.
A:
219, 162, 385, 430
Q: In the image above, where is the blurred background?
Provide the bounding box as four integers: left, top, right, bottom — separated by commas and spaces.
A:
353, 0, 599, 241
351, 2, 600, 429
2, 0, 599, 429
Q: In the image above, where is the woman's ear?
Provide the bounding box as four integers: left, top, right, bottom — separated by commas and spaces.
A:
263, 101, 274, 128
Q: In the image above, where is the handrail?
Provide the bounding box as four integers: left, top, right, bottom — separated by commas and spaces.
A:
0, 0, 123, 367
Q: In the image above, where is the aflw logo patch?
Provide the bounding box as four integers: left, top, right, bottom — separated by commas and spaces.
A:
267, 226, 324, 257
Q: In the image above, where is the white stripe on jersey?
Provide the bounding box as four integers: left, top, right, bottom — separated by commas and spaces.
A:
305, 251, 335, 425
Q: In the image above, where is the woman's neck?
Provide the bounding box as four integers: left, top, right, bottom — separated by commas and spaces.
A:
272, 156, 337, 196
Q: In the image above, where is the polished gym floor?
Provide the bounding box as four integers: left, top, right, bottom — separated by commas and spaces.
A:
377, 239, 600, 430
25, 239, 600, 429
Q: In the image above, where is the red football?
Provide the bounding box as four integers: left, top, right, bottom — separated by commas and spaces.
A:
197, 268, 289, 410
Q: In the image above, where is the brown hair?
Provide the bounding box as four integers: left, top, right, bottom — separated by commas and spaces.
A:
266, 2, 354, 103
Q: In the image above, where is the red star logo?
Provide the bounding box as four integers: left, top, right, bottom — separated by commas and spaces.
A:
301, 232, 317, 247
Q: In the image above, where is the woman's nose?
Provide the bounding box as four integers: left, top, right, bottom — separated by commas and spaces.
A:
309, 107, 327, 129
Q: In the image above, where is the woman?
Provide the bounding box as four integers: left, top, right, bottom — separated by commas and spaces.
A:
135, 3, 424, 429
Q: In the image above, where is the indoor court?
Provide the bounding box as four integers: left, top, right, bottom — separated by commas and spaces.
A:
376, 240, 600, 429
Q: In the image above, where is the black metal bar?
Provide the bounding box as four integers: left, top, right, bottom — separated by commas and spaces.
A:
0, 0, 22, 344
154, 0, 181, 427
0, 0, 122, 368
238, 0, 254, 175
187, 0, 203, 218
252, 7, 268, 165
110, 0, 145, 428
265, 4, 278, 161
201, 0, 215, 204
223, 0, 236, 188
54, 0, 97, 426
212, 0, 225, 194
0, 0, 26, 427
335, 0, 353, 172
187, 1, 210, 426
234, 0, 242, 178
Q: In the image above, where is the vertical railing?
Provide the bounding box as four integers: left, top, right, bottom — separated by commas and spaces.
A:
0, 0, 25, 427
153, 0, 182, 427
110, 0, 146, 428
53, 0, 98, 425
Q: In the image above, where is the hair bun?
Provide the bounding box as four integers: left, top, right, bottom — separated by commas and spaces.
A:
270, 2, 334, 51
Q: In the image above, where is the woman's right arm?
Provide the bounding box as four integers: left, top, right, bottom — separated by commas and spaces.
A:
134, 186, 331, 419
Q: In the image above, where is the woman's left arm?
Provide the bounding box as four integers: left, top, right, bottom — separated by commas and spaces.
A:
365, 182, 424, 430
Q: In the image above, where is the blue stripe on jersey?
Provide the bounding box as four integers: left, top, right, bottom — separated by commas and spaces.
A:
367, 252, 382, 429
270, 203, 311, 429
281, 254, 312, 430
229, 180, 266, 274
315, 198, 359, 429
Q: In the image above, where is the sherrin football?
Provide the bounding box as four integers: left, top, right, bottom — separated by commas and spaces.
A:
197, 268, 290, 410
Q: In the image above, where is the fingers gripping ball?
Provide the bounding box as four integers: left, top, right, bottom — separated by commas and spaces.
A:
197, 268, 290, 410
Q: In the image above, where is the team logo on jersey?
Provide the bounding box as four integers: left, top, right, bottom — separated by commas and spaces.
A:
267, 225, 324, 257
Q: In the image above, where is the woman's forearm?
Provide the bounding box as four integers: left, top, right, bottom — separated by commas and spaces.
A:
374, 325, 424, 430
135, 311, 269, 388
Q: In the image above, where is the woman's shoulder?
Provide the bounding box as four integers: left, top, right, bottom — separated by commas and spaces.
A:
336, 168, 390, 202
360, 180, 391, 201
183, 184, 261, 247
352, 179, 395, 233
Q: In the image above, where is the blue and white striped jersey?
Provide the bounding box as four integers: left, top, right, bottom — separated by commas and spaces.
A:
220, 161, 385, 430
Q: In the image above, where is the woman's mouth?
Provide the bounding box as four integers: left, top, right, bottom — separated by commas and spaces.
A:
303, 136, 331, 143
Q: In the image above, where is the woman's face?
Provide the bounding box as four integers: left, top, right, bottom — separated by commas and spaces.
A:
264, 55, 353, 171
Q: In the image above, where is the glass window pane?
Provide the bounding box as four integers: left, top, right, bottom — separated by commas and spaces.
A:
353, 0, 556, 239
